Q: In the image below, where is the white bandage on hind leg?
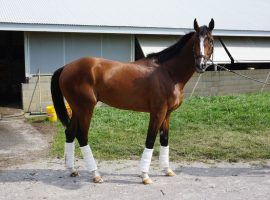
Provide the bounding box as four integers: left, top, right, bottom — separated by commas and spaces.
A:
64, 142, 75, 170
80, 145, 97, 172
159, 145, 169, 169
139, 148, 154, 173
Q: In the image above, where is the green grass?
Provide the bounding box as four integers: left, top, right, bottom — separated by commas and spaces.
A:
50, 92, 270, 162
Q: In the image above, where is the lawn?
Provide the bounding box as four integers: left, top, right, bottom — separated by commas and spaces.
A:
50, 92, 270, 162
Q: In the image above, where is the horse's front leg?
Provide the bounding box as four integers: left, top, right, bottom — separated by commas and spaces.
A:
159, 113, 175, 177
139, 110, 166, 184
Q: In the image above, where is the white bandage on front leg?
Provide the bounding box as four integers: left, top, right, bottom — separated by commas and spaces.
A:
80, 145, 97, 172
139, 148, 154, 173
64, 142, 75, 170
159, 145, 169, 169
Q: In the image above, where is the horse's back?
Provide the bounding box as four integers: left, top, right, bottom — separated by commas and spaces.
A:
60, 56, 121, 84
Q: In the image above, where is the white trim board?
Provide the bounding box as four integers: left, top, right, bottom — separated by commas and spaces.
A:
2, 23, 270, 37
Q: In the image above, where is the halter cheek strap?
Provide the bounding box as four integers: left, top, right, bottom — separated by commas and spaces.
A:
192, 34, 214, 66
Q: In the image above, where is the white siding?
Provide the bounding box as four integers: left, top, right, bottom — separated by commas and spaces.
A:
28, 32, 64, 74
102, 34, 133, 62
138, 35, 270, 64
214, 37, 270, 63
64, 33, 102, 64
137, 35, 179, 56
26, 32, 133, 75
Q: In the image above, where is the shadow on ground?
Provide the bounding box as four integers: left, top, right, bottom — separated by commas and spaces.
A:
175, 165, 270, 177
1, 164, 269, 190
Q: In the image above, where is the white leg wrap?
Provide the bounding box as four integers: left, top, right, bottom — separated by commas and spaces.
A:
159, 145, 169, 169
80, 145, 97, 172
139, 148, 154, 173
64, 142, 75, 170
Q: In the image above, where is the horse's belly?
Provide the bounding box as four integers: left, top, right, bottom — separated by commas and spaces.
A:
99, 94, 150, 112
97, 84, 150, 112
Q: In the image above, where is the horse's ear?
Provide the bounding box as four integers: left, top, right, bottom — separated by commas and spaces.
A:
209, 18, 214, 31
194, 18, 200, 32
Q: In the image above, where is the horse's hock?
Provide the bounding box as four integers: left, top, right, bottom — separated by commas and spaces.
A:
21, 69, 270, 112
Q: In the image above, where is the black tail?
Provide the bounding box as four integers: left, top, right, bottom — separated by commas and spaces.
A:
51, 67, 70, 127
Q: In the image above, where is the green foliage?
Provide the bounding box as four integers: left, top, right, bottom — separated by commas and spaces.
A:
51, 92, 270, 162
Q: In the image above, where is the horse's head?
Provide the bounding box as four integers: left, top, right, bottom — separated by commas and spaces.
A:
193, 18, 214, 73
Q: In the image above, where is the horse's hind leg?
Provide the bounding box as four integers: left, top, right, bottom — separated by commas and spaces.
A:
76, 104, 103, 183
64, 115, 79, 177
159, 113, 175, 177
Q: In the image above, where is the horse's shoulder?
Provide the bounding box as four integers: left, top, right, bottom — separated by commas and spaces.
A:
166, 84, 184, 110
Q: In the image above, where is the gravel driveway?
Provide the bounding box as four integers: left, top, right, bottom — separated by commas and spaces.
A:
0, 117, 48, 168
0, 117, 270, 200
1, 159, 270, 200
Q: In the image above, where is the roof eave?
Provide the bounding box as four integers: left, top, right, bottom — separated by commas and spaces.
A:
1, 23, 270, 37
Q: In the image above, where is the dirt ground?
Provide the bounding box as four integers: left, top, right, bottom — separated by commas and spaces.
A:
0, 113, 270, 200
1, 159, 270, 200
0, 118, 49, 168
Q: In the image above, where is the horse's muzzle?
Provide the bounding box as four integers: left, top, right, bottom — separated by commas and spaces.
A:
195, 63, 207, 73
195, 55, 208, 73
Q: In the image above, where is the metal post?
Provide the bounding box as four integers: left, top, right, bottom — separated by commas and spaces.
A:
38, 69, 42, 113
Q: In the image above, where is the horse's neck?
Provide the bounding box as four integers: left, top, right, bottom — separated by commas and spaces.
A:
164, 38, 195, 87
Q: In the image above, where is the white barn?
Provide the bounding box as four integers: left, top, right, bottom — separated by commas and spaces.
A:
0, 0, 269, 111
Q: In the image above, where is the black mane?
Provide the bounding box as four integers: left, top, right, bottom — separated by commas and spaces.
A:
147, 32, 194, 63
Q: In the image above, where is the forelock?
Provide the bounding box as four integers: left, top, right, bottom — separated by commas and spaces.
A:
199, 26, 209, 36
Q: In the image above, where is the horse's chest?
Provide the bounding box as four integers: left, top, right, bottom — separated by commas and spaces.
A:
168, 88, 183, 110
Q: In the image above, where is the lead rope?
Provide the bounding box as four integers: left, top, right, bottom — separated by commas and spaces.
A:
261, 71, 270, 92
207, 59, 270, 86
189, 73, 202, 98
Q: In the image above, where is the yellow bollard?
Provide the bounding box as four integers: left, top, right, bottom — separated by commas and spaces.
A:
46, 104, 72, 122
46, 105, 57, 122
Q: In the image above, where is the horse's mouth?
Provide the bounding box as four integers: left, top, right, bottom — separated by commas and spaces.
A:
195, 66, 205, 74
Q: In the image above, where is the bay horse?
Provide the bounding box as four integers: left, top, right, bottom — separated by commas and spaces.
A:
51, 19, 215, 184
